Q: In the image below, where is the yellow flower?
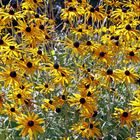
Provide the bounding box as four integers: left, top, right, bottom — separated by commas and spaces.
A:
63, 38, 85, 55
2, 103, 20, 119
130, 95, 140, 115
16, 57, 41, 75
124, 47, 140, 63
93, 45, 114, 65
71, 121, 101, 139
115, 67, 139, 84
16, 112, 44, 140
0, 6, 23, 25
8, 90, 32, 106
113, 108, 136, 127
35, 82, 54, 94
85, 5, 105, 24
52, 70, 72, 86
0, 34, 15, 49
68, 94, 96, 113
0, 66, 21, 88
22, 0, 44, 10
41, 99, 55, 112
99, 68, 119, 86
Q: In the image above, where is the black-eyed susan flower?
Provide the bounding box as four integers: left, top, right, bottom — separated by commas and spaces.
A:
0, 34, 15, 48
16, 112, 44, 140
68, 93, 96, 113
0, 6, 23, 25
21, 0, 44, 10
116, 67, 139, 84
130, 95, 140, 115
113, 108, 135, 127
99, 68, 119, 86
124, 47, 140, 63
1, 43, 22, 59
52, 70, 72, 86
16, 57, 41, 75
60, 6, 77, 25
64, 38, 85, 55
71, 121, 101, 139
2, 103, 20, 119
35, 82, 54, 94
85, 5, 105, 24
0, 66, 21, 87
93, 45, 114, 65
41, 99, 55, 112
8, 90, 32, 105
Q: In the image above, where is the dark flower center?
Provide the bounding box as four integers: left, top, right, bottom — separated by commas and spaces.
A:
89, 123, 94, 129
53, 63, 59, 69
129, 51, 134, 56
99, 52, 106, 57
125, 70, 130, 76
136, 24, 140, 30
56, 107, 61, 113
77, 0, 82, 3
62, 95, 66, 100
0, 39, 4, 45
85, 84, 90, 89
9, 10, 15, 15
68, 7, 74, 11
107, 69, 113, 75
125, 24, 131, 30
92, 111, 98, 117
44, 84, 48, 88
114, 36, 119, 40
110, 36, 114, 40
26, 27, 31, 32
90, 7, 95, 12
10, 71, 17, 78
87, 68, 91, 72
122, 7, 127, 13
115, 41, 119, 46
35, 14, 39, 18
61, 72, 65, 77
17, 94, 22, 98
9, 46, 15, 50
28, 120, 34, 126
87, 91, 91, 96
49, 100, 53, 104
122, 112, 128, 117
95, 7, 99, 12
73, 42, 80, 48
26, 62, 32, 68
20, 85, 25, 90
33, 0, 37, 3
78, 29, 82, 32
10, 107, 15, 112
39, 25, 44, 30
45, 35, 50, 39
80, 98, 86, 104
37, 50, 42, 55
86, 41, 92, 46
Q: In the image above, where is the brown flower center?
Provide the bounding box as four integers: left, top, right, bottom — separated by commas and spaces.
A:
28, 120, 34, 126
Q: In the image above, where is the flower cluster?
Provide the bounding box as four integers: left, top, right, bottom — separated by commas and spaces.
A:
0, 0, 140, 139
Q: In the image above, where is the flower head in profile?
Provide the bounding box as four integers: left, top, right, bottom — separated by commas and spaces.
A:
16, 112, 44, 140
130, 95, 140, 115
